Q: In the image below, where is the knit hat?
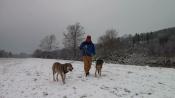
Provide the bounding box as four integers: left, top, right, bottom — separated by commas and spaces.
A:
86, 35, 91, 42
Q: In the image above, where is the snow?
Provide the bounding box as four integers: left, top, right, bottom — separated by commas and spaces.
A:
0, 58, 175, 98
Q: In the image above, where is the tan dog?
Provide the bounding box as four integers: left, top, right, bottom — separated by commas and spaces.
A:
95, 59, 104, 77
52, 62, 73, 84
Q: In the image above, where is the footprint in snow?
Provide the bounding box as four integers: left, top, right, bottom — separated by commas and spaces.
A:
80, 94, 87, 98
101, 74, 107, 77
72, 86, 76, 90
32, 88, 36, 90
63, 95, 67, 98
77, 75, 82, 78
124, 88, 131, 93
110, 78, 114, 81
92, 83, 98, 86
36, 72, 40, 76
33, 78, 37, 82
43, 92, 48, 96
21, 91, 24, 94
100, 85, 110, 90
127, 71, 133, 74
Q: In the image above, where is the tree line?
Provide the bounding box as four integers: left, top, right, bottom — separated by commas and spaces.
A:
1, 22, 173, 67
0, 50, 13, 58
0, 50, 30, 58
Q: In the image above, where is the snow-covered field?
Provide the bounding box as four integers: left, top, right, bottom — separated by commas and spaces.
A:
0, 58, 175, 98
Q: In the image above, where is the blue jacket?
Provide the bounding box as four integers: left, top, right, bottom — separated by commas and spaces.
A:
80, 41, 95, 57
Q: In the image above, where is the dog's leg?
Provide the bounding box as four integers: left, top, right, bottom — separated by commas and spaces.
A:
95, 69, 97, 77
56, 73, 59, 82
60, 73, 65, 84
99, 69, 102, 76
64, 74, 66, 80
53, 71, 56, 81
98, 69, 100, 75
63, 74, 66, 84
64, 74, 66, 84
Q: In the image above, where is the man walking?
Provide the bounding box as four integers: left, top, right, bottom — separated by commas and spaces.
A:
80, 35, 95, 76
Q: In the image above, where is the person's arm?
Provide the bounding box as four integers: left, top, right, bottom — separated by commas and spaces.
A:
80, 42, 84, 50
92, 44, 96, 55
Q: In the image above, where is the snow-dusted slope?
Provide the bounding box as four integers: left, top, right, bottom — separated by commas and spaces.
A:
0, 58, 175, 98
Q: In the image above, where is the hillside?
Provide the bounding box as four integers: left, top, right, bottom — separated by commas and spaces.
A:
96, 27, 175, 67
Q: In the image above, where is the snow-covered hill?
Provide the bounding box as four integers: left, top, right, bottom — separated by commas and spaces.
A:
0, 58, 175, 98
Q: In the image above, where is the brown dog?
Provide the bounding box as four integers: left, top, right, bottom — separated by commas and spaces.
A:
52, 62, 73, 84
95, 59, 104, 77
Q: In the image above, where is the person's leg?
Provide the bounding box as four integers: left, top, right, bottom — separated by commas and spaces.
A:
87, 56, 92, 73
83, 56, 89, 75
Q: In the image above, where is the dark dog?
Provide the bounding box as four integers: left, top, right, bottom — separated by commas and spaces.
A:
52, 62, 73, 84
95, 59, 104, 77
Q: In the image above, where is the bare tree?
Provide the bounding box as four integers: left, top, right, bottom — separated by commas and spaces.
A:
98, 29, 118, 47
98, 29, 118, 43
63, 23, 85, 58
97, 29, 119, 57
39, 34, 58, 51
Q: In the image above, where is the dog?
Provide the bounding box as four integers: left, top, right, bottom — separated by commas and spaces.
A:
52, 62, 73, 84
95, 59, 104, 77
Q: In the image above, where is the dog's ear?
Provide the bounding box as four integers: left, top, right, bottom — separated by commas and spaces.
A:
65, 63, 72, 66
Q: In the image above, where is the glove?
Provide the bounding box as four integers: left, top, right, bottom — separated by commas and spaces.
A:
92, 55, 97, 61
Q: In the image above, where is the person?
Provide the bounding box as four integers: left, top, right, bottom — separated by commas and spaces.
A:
80, 35, 95, 76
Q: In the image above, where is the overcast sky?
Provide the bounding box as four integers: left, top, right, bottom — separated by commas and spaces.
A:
0, 0, 175, 54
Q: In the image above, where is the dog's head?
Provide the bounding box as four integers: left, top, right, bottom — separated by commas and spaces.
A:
96, 59, 104, 65
65, 63, 73, 72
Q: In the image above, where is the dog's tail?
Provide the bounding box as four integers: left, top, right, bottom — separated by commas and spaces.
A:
92, 56, 100, 62
92, 56, 105, 62
98, 70, 100, 74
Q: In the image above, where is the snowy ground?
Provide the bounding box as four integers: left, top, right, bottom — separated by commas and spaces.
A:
0, 58, 175, 98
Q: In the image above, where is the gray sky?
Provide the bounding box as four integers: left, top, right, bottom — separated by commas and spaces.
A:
0, 0, 175, 54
